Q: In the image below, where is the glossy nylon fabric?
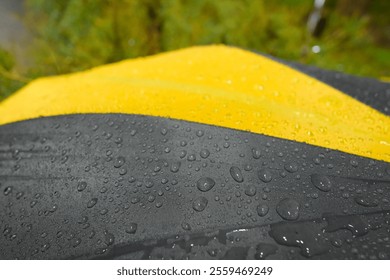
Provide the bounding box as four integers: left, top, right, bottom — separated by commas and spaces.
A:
0, 114, 389, 260
0, 45, 389, 161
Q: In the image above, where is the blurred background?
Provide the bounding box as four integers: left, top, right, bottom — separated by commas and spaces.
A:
0, 0, 389, 101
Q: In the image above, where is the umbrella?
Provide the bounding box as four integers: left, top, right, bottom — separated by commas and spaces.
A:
0, 45, 389, 259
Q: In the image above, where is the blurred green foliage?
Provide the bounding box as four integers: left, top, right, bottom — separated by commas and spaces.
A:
0, 46, 26, 100
0, 0, 389, 101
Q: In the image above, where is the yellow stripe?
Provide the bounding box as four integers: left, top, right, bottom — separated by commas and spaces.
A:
0, 45, 389, 162
380, 77, 390, 83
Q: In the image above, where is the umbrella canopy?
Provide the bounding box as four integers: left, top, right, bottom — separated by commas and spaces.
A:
0, 45, 388, 161
0, 46, 389, 260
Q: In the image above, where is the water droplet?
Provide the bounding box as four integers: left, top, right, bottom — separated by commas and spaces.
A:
378, 252, 388, 260
207, 249, 218, 257
114, 156, 126, 168
269, 221, 329, 257
193, 197, 208, 212
180, 150, 187, 158
258, 169, 272, 183
196, 130, 204, 137
196, 177, 215, 192
354, 196, 379, 207
87, 198, 98, 208
350, 160, 359, 167
119, 168, 128, 175
26, 224, 32, 232
331, 239, 343, 248
257, 204, 269, 217
181, 222, 191, 231
3, 227, 12, 236
78, 216, 89, 224
50, 204, 58, 213
276, 198, 300, 220
72, 238, 81, 248
104, 231, 115, 246
244, 164, 252, 171
244, 186, 256, 196
254, 243, 277, 259
41, 243, 50, 252
16, 191, 24, 199
323, 213, 369, 237
311, 174, 332, 192
170, 162, 181, 173
3, 186, 12, 196
284, 163, 298, 173
89, 230, 96, 239
200, 149, 210, 159
126, 223, 138, 234
230, 166, 244, 183
160, 128, 168, 135
252, 148, 261, 159
187, 154, 196, 161
77, 181, 87, 192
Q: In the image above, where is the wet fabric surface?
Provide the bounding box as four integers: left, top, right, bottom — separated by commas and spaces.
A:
1, 114, 389, 259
